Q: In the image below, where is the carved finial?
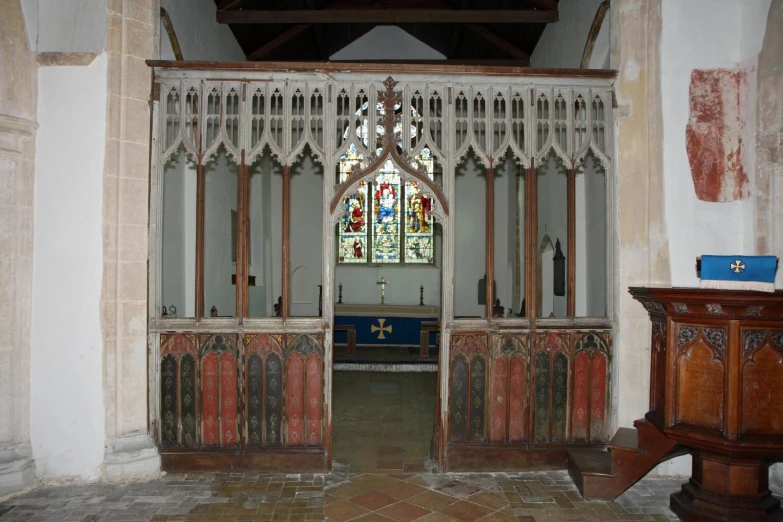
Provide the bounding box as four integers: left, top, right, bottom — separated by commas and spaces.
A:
377, 76, 403, 151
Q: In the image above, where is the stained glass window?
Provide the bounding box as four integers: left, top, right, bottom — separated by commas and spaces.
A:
338, 144, 368, 263
337, 104, 435, 265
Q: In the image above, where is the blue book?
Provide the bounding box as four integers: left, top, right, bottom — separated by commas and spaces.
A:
699, 255, 778, 293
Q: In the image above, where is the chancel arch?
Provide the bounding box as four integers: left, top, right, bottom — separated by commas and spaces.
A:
147, 64, 615, 473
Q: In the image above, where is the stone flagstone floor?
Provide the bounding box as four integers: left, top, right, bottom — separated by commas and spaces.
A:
0, 471, 693, 521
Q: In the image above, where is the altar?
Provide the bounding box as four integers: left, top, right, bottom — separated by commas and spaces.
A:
334, 303, 439, 348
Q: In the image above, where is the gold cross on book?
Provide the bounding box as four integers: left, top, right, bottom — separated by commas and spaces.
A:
376, 277, 390, 305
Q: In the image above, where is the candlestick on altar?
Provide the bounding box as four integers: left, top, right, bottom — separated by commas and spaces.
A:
376, 277, 390, 305
338, 283, 343, 304
420, 285, 424, 305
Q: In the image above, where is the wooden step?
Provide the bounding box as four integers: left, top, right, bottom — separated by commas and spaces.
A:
608, 427, 638, 452
568, 418, 684, 501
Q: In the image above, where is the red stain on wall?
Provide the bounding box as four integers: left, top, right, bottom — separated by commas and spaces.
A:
686, 68, 751, 202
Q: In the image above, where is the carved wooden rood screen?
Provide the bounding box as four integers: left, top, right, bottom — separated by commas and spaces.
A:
147, 62, 616, 472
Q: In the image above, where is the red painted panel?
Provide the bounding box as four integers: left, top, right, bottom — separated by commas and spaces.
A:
287, 354, 304, 446
572, 351, 591, 441
490, 357, 508, 442
305, 353, 323, 446
220, 353, 238, 446
508, 355, 527, 442
590, 352, 608, 441
201, 353, 219, 447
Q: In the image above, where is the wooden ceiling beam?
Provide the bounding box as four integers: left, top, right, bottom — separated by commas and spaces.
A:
217, 0, 246, 10
531, 0, 559, 10
448, 0, 471, 58
218, 9, 559, 24
464, 24, 530, 62
247, 24, 312, 60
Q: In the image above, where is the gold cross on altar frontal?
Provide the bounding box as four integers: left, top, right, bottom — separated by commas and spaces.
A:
371, 318, 393, 340
376, 277, 390, 305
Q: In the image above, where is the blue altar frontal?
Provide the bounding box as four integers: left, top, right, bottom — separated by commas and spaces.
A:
334, 304, 439, 346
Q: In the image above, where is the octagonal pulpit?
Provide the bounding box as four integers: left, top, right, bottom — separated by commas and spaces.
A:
630, 287, 783, 522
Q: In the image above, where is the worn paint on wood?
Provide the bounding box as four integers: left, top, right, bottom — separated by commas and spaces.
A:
590, 351, 608, 441
266, 353, 282, 446
490, 357, 508, 442
686, 68, 751, 202
247, 354, 264, 446
572, 351, 590, 441
450, 356, 469, 443
220, 353, 238, 446
201, 353, 219, 447
470, 356, 487, 442
534, 351, 550, 443
180, 354, 198, 447
161, 355, 178, 446
287, 354, 305, 446
552, 352, 569, 442
508, 354, 527, 443
305, 353, 323, 446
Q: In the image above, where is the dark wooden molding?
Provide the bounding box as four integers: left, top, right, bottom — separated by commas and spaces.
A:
464, 24, 531, 62
247, 24, 312, 61
160, 8, 184, 61
196, 164, 205, 319
567, 168, 575, 317
235, 152, 249, 317
580, 0, 610, 69
526, 162, 537, 328
282, 165, 291, 320
531, 0, 559, 10
486, 166, 495, 319
217, 9, 560, 24
148, 60, 617, 79
217, 0, 246, 10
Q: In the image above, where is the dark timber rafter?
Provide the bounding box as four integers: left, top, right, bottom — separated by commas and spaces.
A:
217, 9, 559, 24
464, 24, 530, 62
247, 24, 311, 60
531, 0, 559, 10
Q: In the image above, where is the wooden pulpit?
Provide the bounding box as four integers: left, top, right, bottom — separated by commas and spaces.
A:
631, 287, 783, 522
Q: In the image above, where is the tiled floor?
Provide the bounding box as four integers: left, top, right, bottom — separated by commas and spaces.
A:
332, 372, 437, 473
1, 372, 769, 520
0, 471, 689, 521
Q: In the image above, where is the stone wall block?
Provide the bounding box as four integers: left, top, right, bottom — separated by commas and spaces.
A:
124, 142, 151, 180
122, 98, 151, 145
120, 261, 148, 302
120, 223, 148, 263
106, 94, 122, 141
125, 18, 155, 59
125, 0, 156, 26
103, 175, 119, 224
120, 301, 147, 338
117, 336, 149, 435
124, 55, 152, 101
119, 177, 149, 226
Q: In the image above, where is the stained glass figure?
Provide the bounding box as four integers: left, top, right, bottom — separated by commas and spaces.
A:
372, 161, 401, 263
405, 148, 435, 263
338, 144, 368, 263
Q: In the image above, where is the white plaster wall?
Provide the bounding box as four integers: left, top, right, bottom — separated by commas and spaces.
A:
30, 54, 108, 479
537, 157, 568, 317
161, 151, 196, 317
330, 26, 445, 61
248, 156, 283, 317
584, 156, 607, 317
661, 0, 771, 287
454, 157, 487, 317
531, 0, 610, 69
290, 155, 324, 317
203, 152, 238, 317
160, 0, 245, 61
21, 0, 106, 54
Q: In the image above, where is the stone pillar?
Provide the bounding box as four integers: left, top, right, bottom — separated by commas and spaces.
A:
755, 0, 782, 285
0, 0, 37, 496
610, 0, 670, 430
101, 0, 161, 480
